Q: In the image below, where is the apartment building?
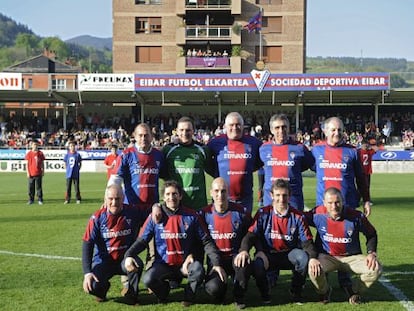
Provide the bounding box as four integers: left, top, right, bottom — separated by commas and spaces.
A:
2, 49, 80, 118
113, 0, 306, 74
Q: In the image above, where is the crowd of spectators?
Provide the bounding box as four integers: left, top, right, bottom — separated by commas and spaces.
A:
1, 109, 413, 150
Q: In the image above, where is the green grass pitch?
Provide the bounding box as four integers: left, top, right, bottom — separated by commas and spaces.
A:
0, 172, 413, 310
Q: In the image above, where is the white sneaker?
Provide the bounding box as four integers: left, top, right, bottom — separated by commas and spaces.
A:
76, 200, 81, 204
38, 201, 43, 205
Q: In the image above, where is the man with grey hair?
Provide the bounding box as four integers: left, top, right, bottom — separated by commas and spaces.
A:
311, 116, 371, 216
259, 113, 314, 211
207, 112, 263, 215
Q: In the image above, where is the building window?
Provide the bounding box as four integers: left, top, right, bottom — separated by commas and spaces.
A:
258, 46, 282, 63
135, 0, 162, 4
52, 79, 66, 90
28, 78, 33, 89
263, 16, 282, 33
135, 17, 161, 34
135, 46, 162, 63
256, 0, 282, 4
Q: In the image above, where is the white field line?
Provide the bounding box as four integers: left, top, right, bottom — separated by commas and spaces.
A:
0, 250, 80, 261
379, 276, 414, 311
1, 250, 413, 310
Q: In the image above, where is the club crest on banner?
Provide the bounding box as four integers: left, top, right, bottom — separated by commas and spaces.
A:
250, 69, 270, 93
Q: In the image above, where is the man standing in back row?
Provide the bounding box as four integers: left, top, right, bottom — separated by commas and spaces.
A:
207, 112, 262, 215
117, 123, 164, 211
162, 116, 210, 210
311, 117, 371, 216
259, 114, 314, 211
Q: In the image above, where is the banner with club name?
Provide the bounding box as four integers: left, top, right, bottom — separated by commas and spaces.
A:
134, 72, 390, 92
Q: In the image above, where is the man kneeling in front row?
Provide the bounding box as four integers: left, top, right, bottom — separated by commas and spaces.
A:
306, 187, 382, 304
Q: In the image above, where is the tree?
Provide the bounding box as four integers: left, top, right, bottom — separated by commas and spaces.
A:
39, 37, 70, 60
390, 74, 409, 88
15, 33, 39, 56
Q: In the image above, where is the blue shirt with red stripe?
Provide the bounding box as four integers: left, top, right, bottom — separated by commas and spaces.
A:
199, 202, 251, 259
311, 142, 369, 208
207, 134, 262, 213
82, 205, 144, 267
248, 205, 314, 253
117, 145, 164, 207
135, 205, 220, 267
306, 207, 377, 256
259, 140, 314, 210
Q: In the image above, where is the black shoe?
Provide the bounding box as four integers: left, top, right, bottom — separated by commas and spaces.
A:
182, 300, 193, 307
122, 295, 139, 305
234, 298, 246, 309
261, 293, 271, 305
289, 289, 303, 303
169, 279, 180, 289
319, 287, 332, 304
349, 294, 362, 305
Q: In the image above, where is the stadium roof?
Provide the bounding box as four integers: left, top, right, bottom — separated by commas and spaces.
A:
1, 88, 414, 106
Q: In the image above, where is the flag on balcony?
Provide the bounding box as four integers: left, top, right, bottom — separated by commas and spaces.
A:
243, 10, 262, 33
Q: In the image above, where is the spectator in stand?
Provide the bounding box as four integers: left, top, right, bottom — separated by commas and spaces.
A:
381, 123, 392, 145
63, 141, 82, 204
25, 140, 45, 205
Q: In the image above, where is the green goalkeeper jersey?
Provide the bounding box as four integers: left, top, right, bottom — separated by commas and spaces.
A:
162, 141, 210, 210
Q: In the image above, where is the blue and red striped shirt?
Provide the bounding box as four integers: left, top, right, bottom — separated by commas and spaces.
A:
248, 205, 314, 253
117, 145, 164, 208
306, 207, 377, 256
199, 202, 251, 258
207, 134, 262, 213
312, 142, 369, 208
259, 140, 314, 210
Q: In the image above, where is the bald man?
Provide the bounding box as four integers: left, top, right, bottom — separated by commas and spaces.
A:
198, 178, 252, 307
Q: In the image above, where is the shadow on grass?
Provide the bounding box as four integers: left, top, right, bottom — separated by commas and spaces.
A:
0, 212, 91, 223
370, 196, 414, 207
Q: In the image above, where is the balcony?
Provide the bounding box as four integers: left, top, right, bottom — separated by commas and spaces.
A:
186, 0, 231, 9
186, 56, 230, 68
186, 26, 231, 39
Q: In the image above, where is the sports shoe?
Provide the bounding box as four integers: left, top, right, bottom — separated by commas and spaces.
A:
38, 201, 43, 205
122, 294, 139, 306
64, 200, 69, 204
319, 287, 332, 304
95, 296, 107, 303
234, 298, 246, 310
349, 294, 362, 305
76, 200, 81, 204
261, 293, 271, 305
181, 300, 192, 307
27, 200, 34, 205
289, 289, 303, 303
169, 279, 180, 289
